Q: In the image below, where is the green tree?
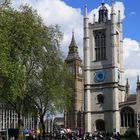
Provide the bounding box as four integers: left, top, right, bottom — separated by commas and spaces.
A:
26, 26, 73, 138
0, 1, 72, 139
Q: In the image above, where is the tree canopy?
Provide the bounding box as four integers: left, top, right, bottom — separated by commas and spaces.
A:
0, 1, 73, 139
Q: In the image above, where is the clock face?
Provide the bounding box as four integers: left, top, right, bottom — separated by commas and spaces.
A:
69, 66, 74, 74
78, 66, 82, 75
95, 71, 105, 82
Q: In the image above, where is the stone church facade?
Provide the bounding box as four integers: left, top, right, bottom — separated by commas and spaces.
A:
83, 1, 140, 135
64, 1, 140, 136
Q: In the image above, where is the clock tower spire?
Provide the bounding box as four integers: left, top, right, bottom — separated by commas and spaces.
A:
65, 32, 84, 130
65, 31, 81, 61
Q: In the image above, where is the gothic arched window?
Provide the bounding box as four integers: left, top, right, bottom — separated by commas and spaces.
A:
120, 107, 135, 127
96, 119, 105, 131
94, 30, 106, 61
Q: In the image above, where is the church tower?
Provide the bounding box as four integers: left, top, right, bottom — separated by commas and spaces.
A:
84, 1, 125, 133
65, 32, 84, 129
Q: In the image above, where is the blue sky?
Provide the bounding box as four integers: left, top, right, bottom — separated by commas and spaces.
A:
63, 0, 140, 43
12, 0, 140, 92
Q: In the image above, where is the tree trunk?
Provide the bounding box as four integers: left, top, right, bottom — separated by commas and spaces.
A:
18, 113, 24, 140
40, 115, 45, 140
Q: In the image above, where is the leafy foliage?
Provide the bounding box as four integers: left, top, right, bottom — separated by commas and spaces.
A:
0, 0, 73, 137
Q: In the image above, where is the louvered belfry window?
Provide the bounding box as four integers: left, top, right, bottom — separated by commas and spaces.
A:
94, 30, 106, 61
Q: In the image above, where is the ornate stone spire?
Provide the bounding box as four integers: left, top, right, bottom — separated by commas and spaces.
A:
93, 14, 96, 24
137, 76, 140, 92
111, 0, 115, 14
137, 75, 139, 83
69, 31, 77, 50
118, 10, 121, 23
65, 31, 81, 61
126, 78, 130, 95
118, 10, 122, 30
84, 4, 88, 18
111, 0, 116, 24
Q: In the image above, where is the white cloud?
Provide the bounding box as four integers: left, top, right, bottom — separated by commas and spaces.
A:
123, 38, 140, 92
125, 69, 140, 78
11, 0, 140, 92
123, 38, 140, 62
12, 0, 83, 58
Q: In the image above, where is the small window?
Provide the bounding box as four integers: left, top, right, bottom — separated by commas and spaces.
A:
97, 94, 104, 103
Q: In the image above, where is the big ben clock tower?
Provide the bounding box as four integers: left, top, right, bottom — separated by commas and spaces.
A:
65, 32, 84, 129
84, 1, 126, 133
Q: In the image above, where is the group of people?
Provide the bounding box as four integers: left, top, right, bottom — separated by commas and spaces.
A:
0, 129, 124, 140
45, 131, 121, 140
